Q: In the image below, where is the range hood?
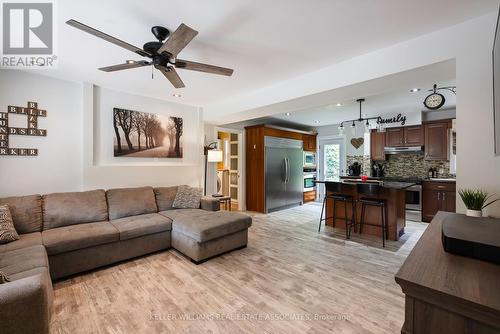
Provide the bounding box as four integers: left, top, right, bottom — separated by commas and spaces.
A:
384, 146, 423, 154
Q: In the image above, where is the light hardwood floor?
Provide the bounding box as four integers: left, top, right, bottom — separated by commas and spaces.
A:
50, 203, 427, 334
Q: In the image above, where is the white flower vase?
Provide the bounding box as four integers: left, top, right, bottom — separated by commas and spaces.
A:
466, 209, 482, 217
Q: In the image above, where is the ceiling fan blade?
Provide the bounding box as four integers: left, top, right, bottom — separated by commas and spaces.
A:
157, 66, 185, 89
158, 23, 198, 57
66, 19, 151, 58
175, 59, 233, 76
99, 61, 151, 72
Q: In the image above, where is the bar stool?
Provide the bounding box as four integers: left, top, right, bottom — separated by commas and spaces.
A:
353, 183, 388, 247
318, 182, 356, 239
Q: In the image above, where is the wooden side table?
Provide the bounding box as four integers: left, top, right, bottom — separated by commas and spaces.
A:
217, 196, 231, 211
395, 212, 500, 333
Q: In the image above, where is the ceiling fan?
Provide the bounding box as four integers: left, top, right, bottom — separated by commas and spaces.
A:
66, 19, 234, 89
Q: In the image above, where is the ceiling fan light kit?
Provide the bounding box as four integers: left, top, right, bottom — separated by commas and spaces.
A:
66, 20, 234, 89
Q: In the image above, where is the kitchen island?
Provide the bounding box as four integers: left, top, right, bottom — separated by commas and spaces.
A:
316, 179, 415, 241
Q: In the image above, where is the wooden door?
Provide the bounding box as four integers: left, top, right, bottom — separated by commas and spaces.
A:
422, 189, 440, 222
371, 131, 386, 161
404, 125, 423, 146
385, 127, 404, 147
424, 122, 448, 160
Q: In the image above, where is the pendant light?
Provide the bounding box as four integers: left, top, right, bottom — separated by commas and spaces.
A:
338, 123, 344, 136
338, 98, 381, 135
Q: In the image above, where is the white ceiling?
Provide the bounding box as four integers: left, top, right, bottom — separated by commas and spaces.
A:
222, 59, 456, 129
36, 0, 497, 107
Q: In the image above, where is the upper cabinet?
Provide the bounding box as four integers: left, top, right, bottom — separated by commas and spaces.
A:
370, 131, 386, 161
404, 126, 424, 146
385, 127, 405, 147
424, 121, 449, 160
369, 121, 452, 161
302, 134, 317, 152
385, 125, 423, 147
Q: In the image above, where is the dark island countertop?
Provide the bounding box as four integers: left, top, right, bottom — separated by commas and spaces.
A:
315, 179, 416, 190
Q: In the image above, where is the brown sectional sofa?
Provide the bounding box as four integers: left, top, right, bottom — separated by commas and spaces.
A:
0, 185, 252, 334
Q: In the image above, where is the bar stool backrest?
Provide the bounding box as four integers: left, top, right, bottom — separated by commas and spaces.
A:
356, 183, 382, 197
325, 181, 343, 194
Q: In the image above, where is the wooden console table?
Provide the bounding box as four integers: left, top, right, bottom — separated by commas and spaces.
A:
395, 212, 500, 334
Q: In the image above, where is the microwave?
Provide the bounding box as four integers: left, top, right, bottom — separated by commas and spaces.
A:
303, 151, 316, 167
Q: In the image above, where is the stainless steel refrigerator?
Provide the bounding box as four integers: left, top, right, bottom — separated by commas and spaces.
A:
264, 136, 303, 213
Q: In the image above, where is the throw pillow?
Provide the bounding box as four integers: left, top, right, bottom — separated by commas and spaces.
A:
172, 185, 202, 209
0, 205, 19, 244
0, 272, 10, 284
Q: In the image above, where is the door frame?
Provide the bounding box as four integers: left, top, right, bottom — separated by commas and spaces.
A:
214, 126, 245, 211
317, 135, 346, 200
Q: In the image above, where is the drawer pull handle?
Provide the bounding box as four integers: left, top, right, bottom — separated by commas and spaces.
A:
437, 186, 445, 189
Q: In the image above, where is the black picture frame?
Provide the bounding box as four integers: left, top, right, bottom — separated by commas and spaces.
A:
493, 6, 500, 156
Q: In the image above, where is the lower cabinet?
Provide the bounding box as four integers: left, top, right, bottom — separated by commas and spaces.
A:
422, 181, 456, 222
303, 191, 316, 203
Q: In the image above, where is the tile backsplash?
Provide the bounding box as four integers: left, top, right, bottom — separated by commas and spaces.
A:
347, 153, 455, 179
378, 153, 454, 179
346, 155, 370, 175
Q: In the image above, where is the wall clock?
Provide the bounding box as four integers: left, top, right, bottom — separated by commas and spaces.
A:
424, 84, 445, 110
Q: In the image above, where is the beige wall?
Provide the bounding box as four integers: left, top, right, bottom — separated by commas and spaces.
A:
0, 70, 84, 196
455, 15, 500, 217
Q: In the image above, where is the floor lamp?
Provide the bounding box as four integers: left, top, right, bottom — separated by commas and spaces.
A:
204, 142, 223, 196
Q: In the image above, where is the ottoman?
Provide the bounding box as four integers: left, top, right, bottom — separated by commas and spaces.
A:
161, 210, 252, 264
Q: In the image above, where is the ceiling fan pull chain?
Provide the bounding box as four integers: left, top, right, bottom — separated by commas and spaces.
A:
152, 65, 154, 79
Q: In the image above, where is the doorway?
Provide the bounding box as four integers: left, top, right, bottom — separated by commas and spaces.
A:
216, 128, 244, 211
317, 137, 345, 200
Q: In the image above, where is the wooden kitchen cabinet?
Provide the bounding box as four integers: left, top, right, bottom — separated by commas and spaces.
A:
424, 121, 449, 160
370, 131, 386, 161
303, 190, 316, 203
385, 125, 423, 147
422, 181, 456, 222
385, 127, 405, 147
404, 125, 423, 146
302, 134, 317, 152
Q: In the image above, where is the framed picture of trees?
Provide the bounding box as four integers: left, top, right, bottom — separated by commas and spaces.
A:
113, 108, 183, 158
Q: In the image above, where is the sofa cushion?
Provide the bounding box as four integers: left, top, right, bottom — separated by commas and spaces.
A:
43, 189, 108, 230
0, 195, 42, 233
0, 205, 19, 244
160, 209, 252, 243
110, 213, 172, 241
6, 266, 49, 283
0, 232, 42, 254
42, 222, 119, 255
107, 186, 158, 220
172, 185, 202, 209
159, 208, 211, 221
154, 186, 178, 211
0, 245, 48, 276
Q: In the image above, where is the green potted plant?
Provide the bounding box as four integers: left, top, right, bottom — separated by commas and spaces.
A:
458, 189, 499, 217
